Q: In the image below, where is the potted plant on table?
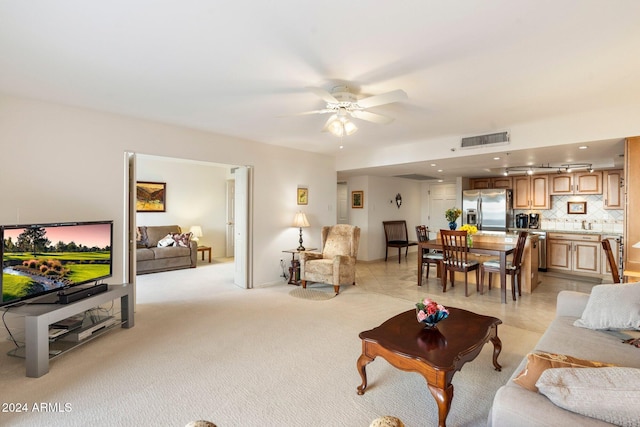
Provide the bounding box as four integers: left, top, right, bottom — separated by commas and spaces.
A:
445, 207, 462, 230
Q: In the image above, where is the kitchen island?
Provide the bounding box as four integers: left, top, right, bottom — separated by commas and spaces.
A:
471, 232, 539, 294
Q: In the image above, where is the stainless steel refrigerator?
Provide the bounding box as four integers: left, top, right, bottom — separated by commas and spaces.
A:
462, 189, 513, 231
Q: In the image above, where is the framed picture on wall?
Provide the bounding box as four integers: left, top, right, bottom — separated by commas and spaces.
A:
352, 191, 364, 209
297, 187, 308, 205
136, 181, 166, 212
567, 201, 587, 214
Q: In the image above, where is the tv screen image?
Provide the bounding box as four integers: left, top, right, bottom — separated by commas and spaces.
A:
1, 221, 113, 307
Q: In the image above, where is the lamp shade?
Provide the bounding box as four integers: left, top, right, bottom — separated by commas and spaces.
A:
292, 212, 310, 228
189, 225, 203, 241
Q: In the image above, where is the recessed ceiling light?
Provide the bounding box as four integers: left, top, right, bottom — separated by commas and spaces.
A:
493, 157, 500, 160
339, 145, 344, 149
431, 163, 437, 167
437, 179, 443, 183
437, 169, 443, 173
578, 146, 588, 150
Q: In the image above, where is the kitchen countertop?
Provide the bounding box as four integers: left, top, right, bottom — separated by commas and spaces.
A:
509, 227, 623, 236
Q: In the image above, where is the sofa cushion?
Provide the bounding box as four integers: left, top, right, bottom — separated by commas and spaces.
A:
150, 246, 191, 259
573, 283, 640, 331
512, 352, 615, 392
136, 248, 155, 261
158, 234, 176, 247
145, 225, 182, 247
536, 367, 640, 427
171, 232, 192, 247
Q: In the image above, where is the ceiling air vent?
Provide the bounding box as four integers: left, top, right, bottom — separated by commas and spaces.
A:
460, 132, 509, 149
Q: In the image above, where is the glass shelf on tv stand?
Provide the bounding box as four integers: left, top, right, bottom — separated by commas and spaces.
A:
7, 314, 126, 360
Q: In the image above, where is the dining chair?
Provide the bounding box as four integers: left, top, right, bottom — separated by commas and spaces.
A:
480, 231, 528, 300
382, 220, 418, 263
415, 225, 443, 287
440, 229, 480, 296
601, 239, 621, 283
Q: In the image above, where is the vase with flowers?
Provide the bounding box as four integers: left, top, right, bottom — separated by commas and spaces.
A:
416, 298, 449, 329
445, 207, 462, 230
459, 224, 478, 247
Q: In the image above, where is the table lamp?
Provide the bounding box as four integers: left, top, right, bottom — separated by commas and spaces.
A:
292, 212, 310, 251
189, 225, 203, 244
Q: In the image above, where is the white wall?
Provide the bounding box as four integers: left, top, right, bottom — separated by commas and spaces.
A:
346, 176, 421, 261
136, 155, 229, 257
0, 94, 336, 289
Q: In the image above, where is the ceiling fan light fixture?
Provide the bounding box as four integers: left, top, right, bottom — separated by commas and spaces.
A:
327, 116, 358, 137
343, 120, 358, 135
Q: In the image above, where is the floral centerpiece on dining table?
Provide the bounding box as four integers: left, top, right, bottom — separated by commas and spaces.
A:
416, 297, 449, 329
459, 224, 478, 246
445, 207, 462, 229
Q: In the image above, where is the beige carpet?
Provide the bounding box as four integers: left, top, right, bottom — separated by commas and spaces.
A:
0, 263, 541, 427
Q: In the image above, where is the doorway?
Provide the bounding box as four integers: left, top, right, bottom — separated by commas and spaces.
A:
126, 153, 252, 296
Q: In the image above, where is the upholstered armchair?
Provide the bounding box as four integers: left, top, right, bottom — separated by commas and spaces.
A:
300, 224, 360, 294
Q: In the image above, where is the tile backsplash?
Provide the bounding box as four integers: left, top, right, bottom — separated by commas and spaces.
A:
514, 194, 623, 233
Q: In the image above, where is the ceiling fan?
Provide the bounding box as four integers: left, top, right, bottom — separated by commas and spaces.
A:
297, 85, 408, 136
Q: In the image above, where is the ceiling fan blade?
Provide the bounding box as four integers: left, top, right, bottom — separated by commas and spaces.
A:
356, 89, 408, 108
287, 109, 335, 116
351, 110, 394, 124
306, 86, 339, 104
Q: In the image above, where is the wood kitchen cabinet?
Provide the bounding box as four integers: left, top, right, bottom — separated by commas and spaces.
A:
549, 171, 602, 195
513, 175, 549, 209
603, 169, 623, 210
547, 233, 601, 275
469, 177, 512, 189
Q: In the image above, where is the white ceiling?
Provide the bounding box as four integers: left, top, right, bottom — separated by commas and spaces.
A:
1, 1, 639, 179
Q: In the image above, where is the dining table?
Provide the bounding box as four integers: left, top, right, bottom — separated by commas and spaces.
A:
418, 239, 516, 304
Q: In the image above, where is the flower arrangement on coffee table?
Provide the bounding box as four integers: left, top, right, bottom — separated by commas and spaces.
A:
416, 298, 449, 329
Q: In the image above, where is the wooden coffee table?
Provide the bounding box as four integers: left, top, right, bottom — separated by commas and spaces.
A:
356, 307, 502, 427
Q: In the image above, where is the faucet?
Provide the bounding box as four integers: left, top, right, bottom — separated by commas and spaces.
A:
581, 220, 587, 230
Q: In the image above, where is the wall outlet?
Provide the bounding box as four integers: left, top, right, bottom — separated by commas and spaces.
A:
505, 237, 514, 243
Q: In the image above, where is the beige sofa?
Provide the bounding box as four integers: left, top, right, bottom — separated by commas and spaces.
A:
489, 286, 640, 426
136, 225, 197, 274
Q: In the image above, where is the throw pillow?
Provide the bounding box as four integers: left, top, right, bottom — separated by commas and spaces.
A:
536, 367, 640, 427
573, 283, 640, 331
171, 232, 192, 247
512, 352, 615, 392
136, 226, 149, 248
157, 234, 176, 247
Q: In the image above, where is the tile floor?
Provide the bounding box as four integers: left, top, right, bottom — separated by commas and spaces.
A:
355, 252, 600, 334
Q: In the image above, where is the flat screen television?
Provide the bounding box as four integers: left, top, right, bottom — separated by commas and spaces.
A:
1, 220, 113, 307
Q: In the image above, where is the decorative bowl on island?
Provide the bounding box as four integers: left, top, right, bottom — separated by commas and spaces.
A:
416, 298, 449, 329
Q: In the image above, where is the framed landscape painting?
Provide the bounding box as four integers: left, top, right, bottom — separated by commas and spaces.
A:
136, 181, 166, 212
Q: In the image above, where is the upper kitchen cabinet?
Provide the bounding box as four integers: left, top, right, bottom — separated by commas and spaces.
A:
603, 169, 623, 210
549, 171, 602, 195
513, 175, 549, 210
469, 177, 512, 189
